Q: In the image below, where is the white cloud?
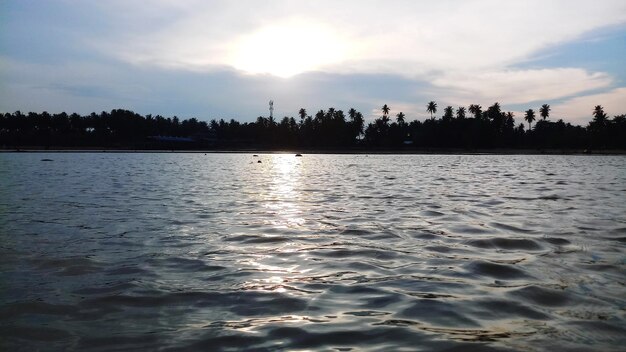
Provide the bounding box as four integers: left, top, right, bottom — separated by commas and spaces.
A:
552, 87, 626, 125
3, 1, 626, 121
94, 0, 626, 76
83, 0, 626, 110
432, 68, 613, 104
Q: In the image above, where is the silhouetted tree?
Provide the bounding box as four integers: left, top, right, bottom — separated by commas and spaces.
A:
456, 107, 466, 120
525, 109, 536, 130
427, 101, 437, 119
468, 104, 482, 119
348, 108, 357, 121
592, 105, 607, 126
350, 110, 364, 140
587, 105, 609, 148
540, 104, 550, 120
442, 106, 454, 121
396, 112, 406, 125
504, 112, 515, 132
2, 104, 624, 151
609, 114, 626, 149
486, 102, 502, 121
382, 104, 390, 117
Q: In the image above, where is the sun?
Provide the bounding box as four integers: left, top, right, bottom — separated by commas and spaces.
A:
229, 21, 348, 78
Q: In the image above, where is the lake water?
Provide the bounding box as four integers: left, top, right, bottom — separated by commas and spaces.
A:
1, 153, 625, 351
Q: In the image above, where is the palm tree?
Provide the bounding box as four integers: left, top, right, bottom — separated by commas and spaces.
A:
426, 101, 437, 119
468, 104, 482, 119
456, 106, 466, 119
487, 102, 502, 121
592, 105, 607, 125
505, 112, 515, 130
298, 108, 307, 122
353, 111, 364, 137
382, 104, 390, 117
443, 106, 454, 121
524, 109, 536, 130
348, 108, 357, 121
540, 104, 550, 120
396, 112, 406, 125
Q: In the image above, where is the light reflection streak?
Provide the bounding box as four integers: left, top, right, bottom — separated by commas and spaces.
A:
264, 154, 306, 229
209, 315, 329, 334
241, 154, 309, 296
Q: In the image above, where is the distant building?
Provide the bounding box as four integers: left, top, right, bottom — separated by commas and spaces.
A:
148, 136, 195, 143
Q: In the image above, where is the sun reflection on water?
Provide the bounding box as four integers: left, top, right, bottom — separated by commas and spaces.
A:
264, 154, 306, 229
241, 155, 309, 296
240, 258, 302, 293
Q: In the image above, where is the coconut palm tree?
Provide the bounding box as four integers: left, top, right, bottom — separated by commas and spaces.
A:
396, 112, 406, 125
486, 102, 502, 121
505, 112, 515, 130
443, 106, 454, 121
524, 109, 536, 130
468, 104, 482, 119
539, 104, 550, 120
426, 101, 437, 119
456, 107, 466, 119
348, 108, 357, 121
592, 105, 607, 125
353, 111, 364, 137
298, 108, 307, 122
382, 104, 390, 117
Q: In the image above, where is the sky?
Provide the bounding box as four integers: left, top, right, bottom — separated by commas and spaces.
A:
1, 0, 625, 126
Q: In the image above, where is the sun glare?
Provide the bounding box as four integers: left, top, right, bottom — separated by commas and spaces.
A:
229, 21, 348, 78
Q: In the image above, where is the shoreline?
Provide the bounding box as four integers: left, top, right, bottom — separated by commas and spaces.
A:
2, 147, 625, 155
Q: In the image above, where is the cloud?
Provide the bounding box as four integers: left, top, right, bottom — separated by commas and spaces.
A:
83, 0, 626, 117
0, 57, 147, 114
2, 0, 626, 125
1, 55, 430, 120
432, 68, 613, 105
552, 87, 626, 125
93, 0, 626, 77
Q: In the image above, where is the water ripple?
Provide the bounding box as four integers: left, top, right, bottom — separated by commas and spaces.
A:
1, 153, 625, 351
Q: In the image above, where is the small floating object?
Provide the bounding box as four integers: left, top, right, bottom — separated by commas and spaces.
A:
257, 160, 262, 163
253, 154, 259, 157
40, 158, 53, 161
295, 153, 302, 157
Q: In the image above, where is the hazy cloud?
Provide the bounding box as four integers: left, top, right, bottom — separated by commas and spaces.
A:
552, 87, 626, 125
433, 68, 613, 104
1, 0, 626, 124
95, 0, 626, 76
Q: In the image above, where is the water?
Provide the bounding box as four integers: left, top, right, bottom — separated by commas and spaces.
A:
1, 153, 625, 351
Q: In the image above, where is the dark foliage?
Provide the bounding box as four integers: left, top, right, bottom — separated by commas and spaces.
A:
1, 103, 624, 150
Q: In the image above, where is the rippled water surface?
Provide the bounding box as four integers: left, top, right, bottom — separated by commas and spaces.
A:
1, 153, 625, 351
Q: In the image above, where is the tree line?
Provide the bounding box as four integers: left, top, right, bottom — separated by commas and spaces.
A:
1, 102, 624, 150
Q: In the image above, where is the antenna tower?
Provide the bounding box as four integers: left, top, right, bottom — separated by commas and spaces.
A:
269, 100, 274, 119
